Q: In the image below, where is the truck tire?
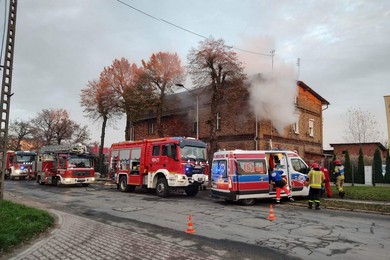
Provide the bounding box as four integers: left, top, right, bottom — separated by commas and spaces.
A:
156, 177, 169, 197
119, 176, 132, 192
240, 198, 256, 206
38, 176, 45, 185
56, 177, 62, 186
185, 185, 199, 196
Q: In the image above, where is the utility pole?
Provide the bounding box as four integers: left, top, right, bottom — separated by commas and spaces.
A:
0, 0, 17, 200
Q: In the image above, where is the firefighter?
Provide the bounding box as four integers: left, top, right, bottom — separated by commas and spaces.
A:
306, 163, 325, 210
333, 159, 345, 198
269, 169, 294, 204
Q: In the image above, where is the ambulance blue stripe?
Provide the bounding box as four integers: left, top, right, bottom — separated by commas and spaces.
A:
232, 175, 269, 182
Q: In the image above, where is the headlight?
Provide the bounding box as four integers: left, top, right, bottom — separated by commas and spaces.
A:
15, 169, 21, 174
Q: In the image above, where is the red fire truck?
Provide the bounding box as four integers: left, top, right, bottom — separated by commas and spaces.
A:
5, 151, 37, 180
211, 150, 310, 205
109, 137, 208, 197
36, 143, 95, 186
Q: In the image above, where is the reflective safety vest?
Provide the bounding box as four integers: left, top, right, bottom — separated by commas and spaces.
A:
308, 170, 325, 189
334, 165, 345, 179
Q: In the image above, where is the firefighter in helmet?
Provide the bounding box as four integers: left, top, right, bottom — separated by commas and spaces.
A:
333, 159, 345, 198
306, 163, 325, 210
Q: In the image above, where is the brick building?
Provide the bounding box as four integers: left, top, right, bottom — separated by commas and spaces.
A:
330, 142, 388, 160
132, 81, 329, 162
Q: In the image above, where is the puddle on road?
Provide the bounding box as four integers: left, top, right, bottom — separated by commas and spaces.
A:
112, 206, 144, 212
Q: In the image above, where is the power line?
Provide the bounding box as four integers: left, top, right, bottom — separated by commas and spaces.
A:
116, 0, 272, 57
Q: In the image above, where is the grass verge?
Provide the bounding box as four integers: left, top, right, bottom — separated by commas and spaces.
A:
329, 185, 390, 201
294, 185, 390, 214
0, 200, 54, 255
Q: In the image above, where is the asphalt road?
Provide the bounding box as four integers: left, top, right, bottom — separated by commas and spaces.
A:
3, 180, 390, 260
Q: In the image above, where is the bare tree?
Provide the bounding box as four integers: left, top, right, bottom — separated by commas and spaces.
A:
343, 107, 382, 143
187, 37, 246, 165
8, 119, 33, 150
70, 124, 91, 144
31, 108, 87, 145
141, 52, 185, 137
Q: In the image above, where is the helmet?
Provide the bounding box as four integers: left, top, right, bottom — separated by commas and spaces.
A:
335, 159, 341, 165
311, 163, 319, 169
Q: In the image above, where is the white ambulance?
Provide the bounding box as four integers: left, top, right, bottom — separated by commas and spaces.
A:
211, 150, 310, 205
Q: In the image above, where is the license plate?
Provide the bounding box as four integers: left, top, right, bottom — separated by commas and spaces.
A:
76, 179, 85, 183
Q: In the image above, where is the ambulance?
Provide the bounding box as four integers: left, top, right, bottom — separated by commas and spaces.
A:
211, 150, 310, 205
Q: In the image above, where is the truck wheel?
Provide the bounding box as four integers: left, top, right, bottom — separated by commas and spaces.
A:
185, 185, 199, 196
56, 177, 62, 186
119, 176, 131, 192
156, 178, 169, 197
38, 176, 45, 185
240, 198, 256, 206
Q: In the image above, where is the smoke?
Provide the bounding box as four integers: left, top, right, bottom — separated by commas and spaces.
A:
247, 62, 299, 134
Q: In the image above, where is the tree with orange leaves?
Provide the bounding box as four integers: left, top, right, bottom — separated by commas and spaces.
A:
187, 37, 246, 173
141, 52, 185, 137
100, 58, 148, 141
81, 79, 121, 172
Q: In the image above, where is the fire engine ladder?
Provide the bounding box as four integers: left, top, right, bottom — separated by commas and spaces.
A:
0, 0, 17, 200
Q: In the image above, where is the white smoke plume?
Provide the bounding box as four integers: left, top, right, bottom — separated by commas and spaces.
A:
247, 62, 299, 134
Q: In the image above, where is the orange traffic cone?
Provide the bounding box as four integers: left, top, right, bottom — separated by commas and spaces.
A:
185, 215, 196, 234
267, 204, 277, 221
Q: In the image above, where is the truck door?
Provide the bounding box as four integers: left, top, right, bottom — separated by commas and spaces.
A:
149, 145, 160, 171
235, 159, 269, 195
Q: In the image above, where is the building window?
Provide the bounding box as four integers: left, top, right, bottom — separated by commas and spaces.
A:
293, 116, 299, 134
308, 119, 314, 137
148, 122, 154, 135
192, 113, 197, 133
130, 126, 135, 141
216, 112, 221, 130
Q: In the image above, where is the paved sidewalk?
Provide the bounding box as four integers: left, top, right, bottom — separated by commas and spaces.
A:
7, 209, 221, 260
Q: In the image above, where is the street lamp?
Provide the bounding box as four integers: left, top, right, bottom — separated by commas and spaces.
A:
176, 84, 199, 139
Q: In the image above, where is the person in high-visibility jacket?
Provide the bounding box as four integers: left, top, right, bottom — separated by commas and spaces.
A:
333, 159, 345, 198
306, 163, 325, 210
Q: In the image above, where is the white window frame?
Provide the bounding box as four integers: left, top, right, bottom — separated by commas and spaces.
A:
308, 119, 314, 137
148, 122, 154, 135
216, 112, 221, 130
293, 117, 299, 134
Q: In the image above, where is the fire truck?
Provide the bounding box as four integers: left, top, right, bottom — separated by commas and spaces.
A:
5, 151, 37, 180
109, 137, 208, 197
36, 143, 95, 186
211, 150, 310, 205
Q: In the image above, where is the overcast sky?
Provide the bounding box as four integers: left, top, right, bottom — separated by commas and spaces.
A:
1, 0, 389, 149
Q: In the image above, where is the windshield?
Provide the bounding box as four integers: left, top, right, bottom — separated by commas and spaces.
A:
180, 146, 207, 161
16, 155, 36, 163
68, 157, 92, 168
